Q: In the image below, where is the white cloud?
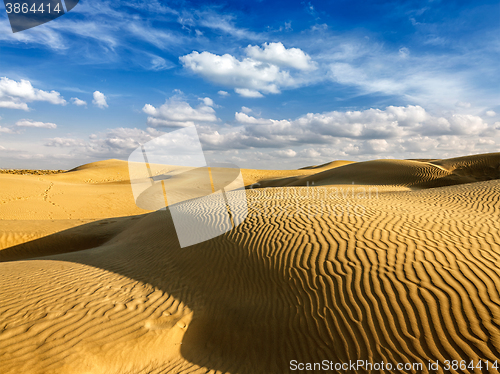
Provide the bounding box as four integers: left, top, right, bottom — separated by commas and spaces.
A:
200, 97, 214, 106
44, 137, 85, 147
126, 23, 178, 50
0, 101, 29, 110
7, 107, 498, 170
199, 106, 494, 151
299, 148, 321, 158
149, 55, 172, 71
327, 58, 475, 109
234, 88, 264, 98
41, 128, 165, 163
455, 101, 471, 108
241, 106, 252, 114
0, 126, 14, 134
125, 0, 178, 15
0, 18, 65, 50
202, 130, 497, 169
88, 127, 165, 154
180, 51, 288, 96
0, 77, 66, 111
477, 138, 495, 145
218, 90, 229, 97
271, 149, 297, 158
143, 96, 218, 128
0, 1, 184, 71
313, 32, 497, 110
398, 47, 410, 59
447, 114, 489, 135
16, 119, 57, 129
234, 112, 272, 125
245, 42, 317, 71
180, 42, 317, 97
0, 116, 14, 133
365, 139, 390, 153
71, 97, 87, 106
486, 110, 496, 117
195, 11, 260, 40
104, 129, 153, 150
92, 91, 108, 108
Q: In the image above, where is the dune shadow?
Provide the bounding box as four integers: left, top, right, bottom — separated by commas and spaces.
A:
0, 215, 148, 262
0, 208, 332, 374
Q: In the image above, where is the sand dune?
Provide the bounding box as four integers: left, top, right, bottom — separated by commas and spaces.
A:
0, 160, 148, 251
1, 153, 500, 373
258, 152, 500, 189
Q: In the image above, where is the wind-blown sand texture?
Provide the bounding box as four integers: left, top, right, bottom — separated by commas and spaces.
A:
1, 152, 500, 373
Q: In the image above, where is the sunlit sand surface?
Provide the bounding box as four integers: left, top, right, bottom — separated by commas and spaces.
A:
1, 153, 500, 373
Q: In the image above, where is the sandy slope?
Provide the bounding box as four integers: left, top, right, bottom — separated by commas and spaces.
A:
1, 153, 500, 373
262, 152, 500, 189
0, 160, 148, 251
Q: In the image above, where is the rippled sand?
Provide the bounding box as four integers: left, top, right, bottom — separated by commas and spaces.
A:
1, 153, 500, 373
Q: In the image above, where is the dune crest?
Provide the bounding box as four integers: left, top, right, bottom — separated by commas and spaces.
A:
257, 152, 500, 189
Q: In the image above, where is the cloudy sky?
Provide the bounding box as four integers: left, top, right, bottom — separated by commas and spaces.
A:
0, 0, 499, 169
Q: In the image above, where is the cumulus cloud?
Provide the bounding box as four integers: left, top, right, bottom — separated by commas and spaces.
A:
44, 137, 85, 147
477, 138, 495, 146
218, 90, 229, 97
92, 127, 159, 152
180, 51, 287, 95
235, 88, 264, 98
199, 105, 494, 152
446, 114, 489, 135
234, 112, 272, 125
271, 149, 297, 158
15, 119, 57, 129
44, 128, 163, 157
71, 97, 87, 106
486, 110, 496, 117
245, 42, 317, 71
180, 42, 316, 97
199, 97, 214, 106
143, 97, 218, 128
0, 77, 66, 111
210, 131, 496, 168
92, 91, 108, 108
0, 126, 15, 134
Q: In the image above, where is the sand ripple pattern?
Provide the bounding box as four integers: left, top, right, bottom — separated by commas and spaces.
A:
1, 179, 500, 372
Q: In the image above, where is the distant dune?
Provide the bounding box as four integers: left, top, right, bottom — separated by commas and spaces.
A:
258, 152, 500, 189
1, 153, 500, 373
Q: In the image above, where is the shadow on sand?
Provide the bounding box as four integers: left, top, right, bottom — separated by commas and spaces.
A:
0, 209, 335, 374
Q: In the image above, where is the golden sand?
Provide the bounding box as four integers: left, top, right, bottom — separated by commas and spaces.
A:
1, 153, 500, 373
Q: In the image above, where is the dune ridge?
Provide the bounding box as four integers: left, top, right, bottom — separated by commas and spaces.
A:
257, 152, 500, 189
1, 153, 500, 373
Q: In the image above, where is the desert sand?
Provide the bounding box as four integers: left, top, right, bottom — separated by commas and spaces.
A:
1, 152, 500, 373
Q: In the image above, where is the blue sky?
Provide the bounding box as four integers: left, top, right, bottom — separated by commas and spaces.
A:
0, 0, 499, 169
